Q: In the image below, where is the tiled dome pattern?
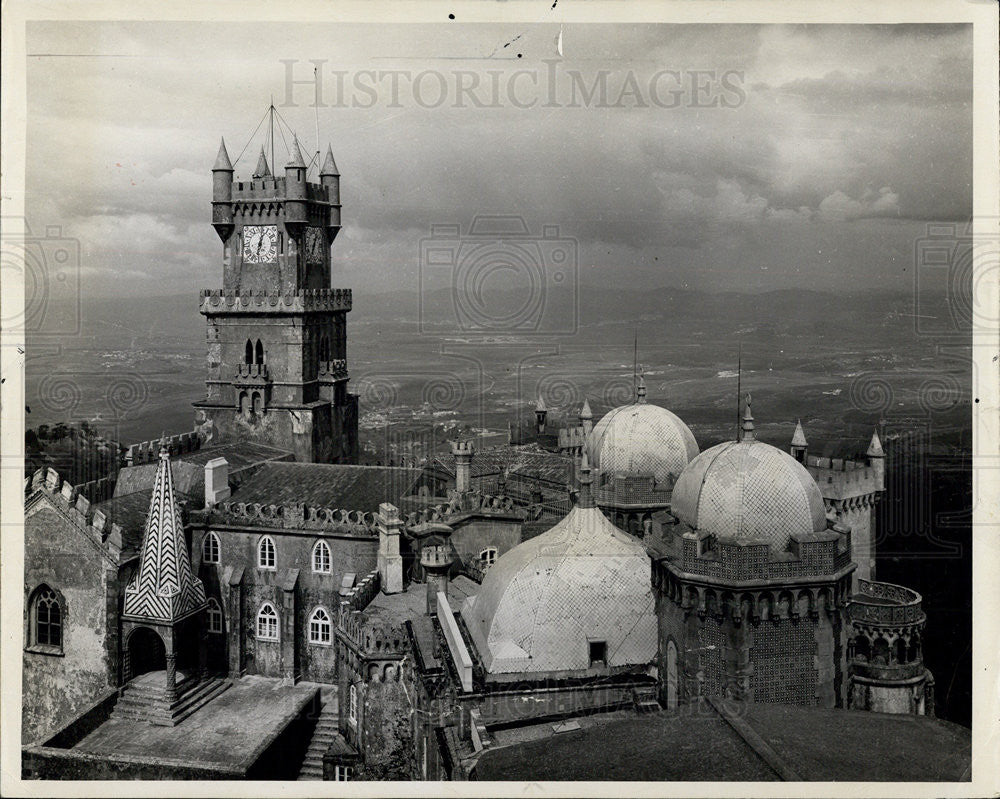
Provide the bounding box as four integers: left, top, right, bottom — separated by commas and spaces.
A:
586, 403, 699, 487
461, 506, 656, 674
671, 439, 827, 551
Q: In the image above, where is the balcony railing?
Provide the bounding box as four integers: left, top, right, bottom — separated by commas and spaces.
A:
848, 579, 924, 627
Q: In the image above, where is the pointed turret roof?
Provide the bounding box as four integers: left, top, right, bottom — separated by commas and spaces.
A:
580, 398, 593, 420
252, 147, 271, 178
867, 428, 885, 457
320, 144, 339, 176
791, 419, 808, 448
286, 135, 307, 168
123, 442, 206, 624
740, 393, 756, 442
536, 396, 547, 413
213, 137, 233, 171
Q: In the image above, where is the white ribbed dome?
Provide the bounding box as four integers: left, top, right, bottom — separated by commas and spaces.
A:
671, 439, 828, 551
460, 505, 656, 675
586, 402, 698, 486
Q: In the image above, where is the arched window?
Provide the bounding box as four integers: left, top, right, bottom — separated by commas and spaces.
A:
348, 683, 359, 724
256, 603, 279, 641
479, 547, 498, 569
207, 598, 223, 634
29, 585, 63, 651
312, 540, 331, 573
244, 339, 254, 365
309, 607, 331, 644
257, 535, 276, 570
254, 339, 264, 365
202, 532, 220, 564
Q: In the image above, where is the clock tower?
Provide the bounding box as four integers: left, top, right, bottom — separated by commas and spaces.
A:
193, 136, 358, 463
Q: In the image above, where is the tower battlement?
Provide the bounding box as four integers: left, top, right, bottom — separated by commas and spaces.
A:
199, 288, 352, 314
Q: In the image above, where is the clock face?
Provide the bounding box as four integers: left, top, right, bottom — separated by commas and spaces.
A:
242, 225, 278, 264
305, 227, 325, 264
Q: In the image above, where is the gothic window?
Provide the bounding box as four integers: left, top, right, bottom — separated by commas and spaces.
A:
257, 535, 276, 570
29, 585, 63, 652
312, 540, 331, 573
348, 683, 359, 725
309, 607, 332, 645
244, 339, 254, 365
239, 391, 250, 416
252, 391, 263, 415
254, 339, 264, 365
256, 603, 279, 641
202, 532, 221, 564
479, 547, 498, 569
207, 598, 223, 634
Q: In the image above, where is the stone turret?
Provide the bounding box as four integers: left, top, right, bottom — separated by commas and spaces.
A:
580, 398, 593, 436
320, 144, 342, 240
451, 440, 474, 493
421, 541, 454, 616
283, 135, 308, 234
211, 137, 234, 241
867, 428, 885, 487
252, 147, 271, 179
535, 396, 548, 434
791, 419, 808, 463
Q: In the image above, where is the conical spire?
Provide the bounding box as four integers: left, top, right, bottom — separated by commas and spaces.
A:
580, 398, 593, 421
636, 367, 647, 404
867, 427, 885, 458
320, 144, 339, 176
123, 445, 206, 623
740, 393, 756, 441
213, 137, 233, 171
577, 451, 595, 509
791, 419, 808, 448
536, 395, 547, 412
286, 135, 307, 169
252, 147, 271, 178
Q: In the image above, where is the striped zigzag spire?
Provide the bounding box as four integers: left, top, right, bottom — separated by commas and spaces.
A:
123, 444, 206, 623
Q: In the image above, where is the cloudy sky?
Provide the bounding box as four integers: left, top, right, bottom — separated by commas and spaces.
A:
25, 21, 972, 298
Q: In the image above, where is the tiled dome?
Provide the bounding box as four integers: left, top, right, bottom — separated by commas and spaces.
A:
460, 503, 656, 675
586, 386, 698, 487
671, 438, 828, 551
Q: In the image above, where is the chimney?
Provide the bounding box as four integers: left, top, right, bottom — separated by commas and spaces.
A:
451, 440, 474, 493
421, 541, 454, 616
377, 502, 404, 594
204, 457, 230, 507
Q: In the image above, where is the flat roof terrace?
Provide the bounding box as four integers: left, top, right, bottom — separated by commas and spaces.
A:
65, 677, 316, 777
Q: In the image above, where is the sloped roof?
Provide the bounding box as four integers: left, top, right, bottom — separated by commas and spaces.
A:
230, 463, 423, 512
123, 452, 206, 623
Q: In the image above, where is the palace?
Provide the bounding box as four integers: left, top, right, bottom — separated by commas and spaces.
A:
21, 124, 964, 782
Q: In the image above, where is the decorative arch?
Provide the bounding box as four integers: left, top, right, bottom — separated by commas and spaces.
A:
202, 531, 221, 564
256, 602, 279, 641
309, 607, 332, 644
312, 540, 332, 573
27, 583, 65, 652
244, 339, 254, 365
254, 339, 264, 365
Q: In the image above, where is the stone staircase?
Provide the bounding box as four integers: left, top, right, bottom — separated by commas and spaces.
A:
112, 670, 231, 726
632, 685, 662, 713
298, 691, 339, 780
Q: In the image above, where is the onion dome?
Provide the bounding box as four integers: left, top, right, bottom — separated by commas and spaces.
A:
671, 395, 827, 551
461, 453, 655, 674
585, 379, 698, 486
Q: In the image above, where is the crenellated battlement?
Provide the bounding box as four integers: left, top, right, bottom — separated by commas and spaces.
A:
336, 570, 409, 657
806, 455, 883, 500
27, 467, 125, 556
199, 288, 352, 314
124, 430, 204, 466
214, 499, 380, 536
403, 490, 517, 528
317, 359, 348, 380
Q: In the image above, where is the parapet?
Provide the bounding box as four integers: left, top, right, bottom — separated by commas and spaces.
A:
806, 454, 883, 499
26, 467, 125, 557
403, 490, 518, 528
199, 288, 352, 315
849, 579, 925, 628
212, 499, 380, 536
124, 430, 204, 466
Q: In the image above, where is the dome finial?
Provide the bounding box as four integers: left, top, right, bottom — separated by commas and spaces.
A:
636, 365, 647, 404
577, 451, 595, 509
740, 393, 756, 441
